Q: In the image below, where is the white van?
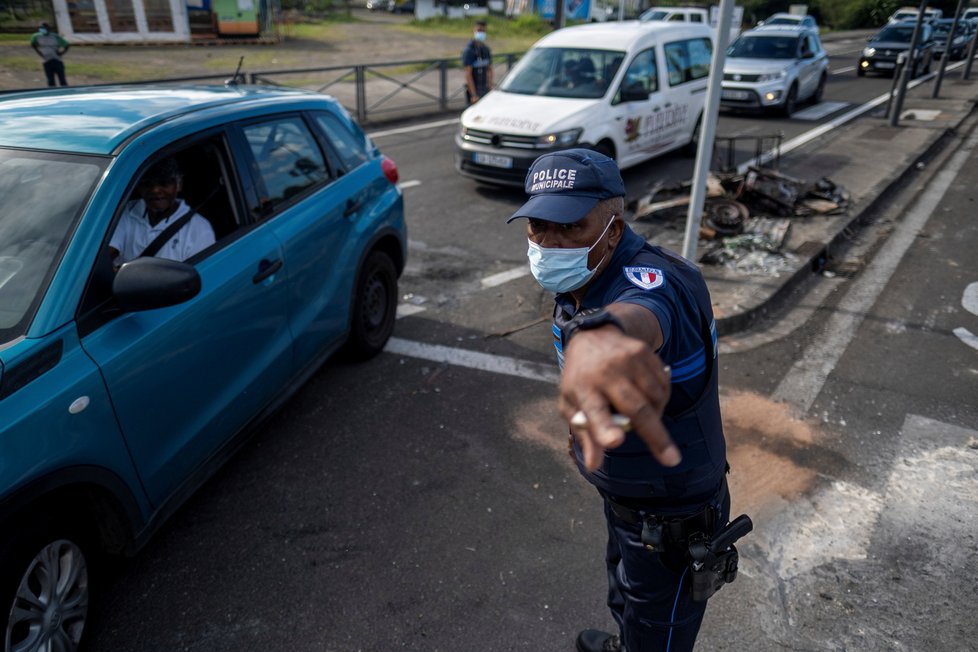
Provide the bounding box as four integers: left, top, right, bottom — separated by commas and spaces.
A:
455, 21, 714, 185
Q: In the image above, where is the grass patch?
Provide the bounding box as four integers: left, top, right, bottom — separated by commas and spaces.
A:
68, 61, 139, 80
1, 55, 40, 72
0, 33, 33, 44
399, 14, 548, 53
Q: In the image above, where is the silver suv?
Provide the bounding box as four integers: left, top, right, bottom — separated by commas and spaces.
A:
720, 25, 829, 116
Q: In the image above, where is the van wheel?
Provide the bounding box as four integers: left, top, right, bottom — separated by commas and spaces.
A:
781, 83, 798, 117
1, 520, 94, 652
343, 250, 397, 360
592, 140, 615, 160
684, 113, 702, 157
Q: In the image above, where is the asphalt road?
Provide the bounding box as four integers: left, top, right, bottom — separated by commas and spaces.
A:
82, 40, 978, 652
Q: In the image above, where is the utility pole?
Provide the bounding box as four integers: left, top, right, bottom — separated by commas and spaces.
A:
890, 0, 928, 127
681, 0, 735, 262
933, 0, 965, 97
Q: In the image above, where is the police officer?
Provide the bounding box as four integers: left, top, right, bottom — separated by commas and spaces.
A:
508, 149, 731, 652
461, 19, 493, 105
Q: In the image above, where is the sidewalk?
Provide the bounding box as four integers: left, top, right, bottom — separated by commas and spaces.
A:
642, 72, 978, 335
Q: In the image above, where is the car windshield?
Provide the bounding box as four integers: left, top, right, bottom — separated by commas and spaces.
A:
934, 23, 965, 37
727, 35, 800, 59
875, 26, 914, 42
0, 149, 106, 343
640, 10, 669, 20
499, 47, 624, 99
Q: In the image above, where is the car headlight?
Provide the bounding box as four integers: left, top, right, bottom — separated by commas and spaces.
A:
537, 128, 582, 149
863, 47, 877, 57
757, 70, 787, 82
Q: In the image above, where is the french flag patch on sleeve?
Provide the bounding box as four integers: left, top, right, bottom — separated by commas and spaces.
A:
623, 266, 665, 290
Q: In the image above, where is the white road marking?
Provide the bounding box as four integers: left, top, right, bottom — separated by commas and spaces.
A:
754, 414, 978, 581
791, 101, 849, 121
384, 337, 560, 384
481, 266, 530, 288
831, 65, 857, 75
396, 303, 427, 319
954, 327, 978, 352
772, 128, 978, 413
398, 179, 422, 190
367, 117, 459, 139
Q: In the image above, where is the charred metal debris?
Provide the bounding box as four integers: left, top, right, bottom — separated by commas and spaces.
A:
629, 166, 850, 276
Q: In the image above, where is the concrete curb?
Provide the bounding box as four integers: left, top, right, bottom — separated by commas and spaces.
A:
712, 84, 977, 335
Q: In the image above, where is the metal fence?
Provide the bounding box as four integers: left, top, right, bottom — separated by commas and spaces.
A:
248, 52, 522, 123
0, 52, 523, 125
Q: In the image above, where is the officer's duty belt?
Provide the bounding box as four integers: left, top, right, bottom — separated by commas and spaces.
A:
604, 477, 728, 543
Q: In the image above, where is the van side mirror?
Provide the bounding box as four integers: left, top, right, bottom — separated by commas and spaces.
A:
620, 83, 650, 102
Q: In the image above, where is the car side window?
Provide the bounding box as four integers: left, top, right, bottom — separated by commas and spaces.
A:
312, 111, 370, 173
77, 134, 245, 333
669, 13, 685, 21
690, 13, 702, 22
615, 48, 658, 103
243, 116, 328, 215
665, 38, 712, 86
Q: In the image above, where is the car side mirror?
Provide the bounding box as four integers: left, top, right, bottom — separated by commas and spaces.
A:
802, 50, 815, 59
113, 256, 202, 312
620, 83, 650, 102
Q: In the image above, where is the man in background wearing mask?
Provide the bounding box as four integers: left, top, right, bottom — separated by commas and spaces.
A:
31, 21, 70, 87
508, 149, 734, 652
462, 19, 492, 105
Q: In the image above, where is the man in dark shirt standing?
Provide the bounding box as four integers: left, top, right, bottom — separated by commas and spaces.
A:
462, 19, 493, 105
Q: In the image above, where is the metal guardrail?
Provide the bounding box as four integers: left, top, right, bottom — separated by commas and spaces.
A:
249, 52, 522, 123
0, 52, 523, 125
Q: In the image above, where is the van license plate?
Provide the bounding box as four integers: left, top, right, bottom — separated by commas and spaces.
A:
474, 153, 514, 169
721, 89, 751, 100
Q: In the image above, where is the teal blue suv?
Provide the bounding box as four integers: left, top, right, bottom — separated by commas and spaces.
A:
0, 85, 406, 651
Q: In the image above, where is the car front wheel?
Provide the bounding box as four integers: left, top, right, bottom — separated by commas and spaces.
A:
2, 523, 92, 652
812, 72, 827, 104
781, 83, 798, 117
344, 249, 398, 360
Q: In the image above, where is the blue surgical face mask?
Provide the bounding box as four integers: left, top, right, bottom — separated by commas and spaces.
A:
527, 216, 616, 293
474, 31, 487, 41
39, 27, 49, 35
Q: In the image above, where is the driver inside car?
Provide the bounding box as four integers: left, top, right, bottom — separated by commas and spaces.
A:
108, 157, 215, 266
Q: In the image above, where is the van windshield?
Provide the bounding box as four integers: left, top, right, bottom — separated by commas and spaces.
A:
499, 47, 625, 99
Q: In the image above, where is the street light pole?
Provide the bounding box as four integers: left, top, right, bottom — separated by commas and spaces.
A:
933, 0, 965, 97
890, 0, 928, 127
681, 0, 734, 262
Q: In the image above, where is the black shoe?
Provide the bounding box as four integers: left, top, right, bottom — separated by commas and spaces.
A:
576, 629, 622, 652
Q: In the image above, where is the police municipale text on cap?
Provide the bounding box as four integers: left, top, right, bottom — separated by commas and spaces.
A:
508, 148, 625, 225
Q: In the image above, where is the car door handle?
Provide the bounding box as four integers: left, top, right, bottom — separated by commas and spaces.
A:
344, 197, 363, 217
252, 258, 283, 284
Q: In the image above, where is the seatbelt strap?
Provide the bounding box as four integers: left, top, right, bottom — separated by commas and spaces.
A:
138, 209, 197, 258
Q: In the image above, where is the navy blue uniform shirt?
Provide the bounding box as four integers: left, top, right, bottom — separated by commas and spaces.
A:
553, 224, 726, 503
462, 39, 492, 98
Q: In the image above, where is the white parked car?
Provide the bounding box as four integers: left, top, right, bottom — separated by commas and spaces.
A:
720, 25, 829, 116
759, 11, 819, 32
888, 6, 943, 23
455, 21, 714, 185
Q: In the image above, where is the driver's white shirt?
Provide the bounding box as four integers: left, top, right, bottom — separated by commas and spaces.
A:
110, 199, 215, 264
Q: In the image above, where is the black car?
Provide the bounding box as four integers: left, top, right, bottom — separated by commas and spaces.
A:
933, 18, 974, 60
858, 21, 934, 77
